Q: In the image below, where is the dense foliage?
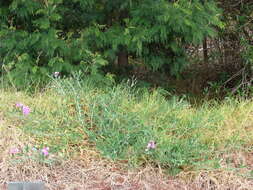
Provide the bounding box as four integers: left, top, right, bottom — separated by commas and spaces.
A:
214, 0, 253, 94
0, 0, 223, 86
0, 0, 107, 87
81, 0, 222, 74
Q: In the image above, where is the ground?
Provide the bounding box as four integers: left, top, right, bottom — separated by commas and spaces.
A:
1, 116, 253, 190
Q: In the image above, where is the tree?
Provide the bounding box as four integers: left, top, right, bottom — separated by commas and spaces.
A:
80, 0, 223, 75
0, 0, 106, 87
215, 0, 253, 93
0, 0, 223, 86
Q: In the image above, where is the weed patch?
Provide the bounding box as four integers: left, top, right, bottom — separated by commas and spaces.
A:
1, 79, 253, 175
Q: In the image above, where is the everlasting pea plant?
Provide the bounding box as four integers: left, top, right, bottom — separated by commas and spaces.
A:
15, 103, 31, 115
41, 147, 49, 156
9, 145, 53, 164
9, 147, 20, 154
146, 140, 156, 151
22, 106, 31, 115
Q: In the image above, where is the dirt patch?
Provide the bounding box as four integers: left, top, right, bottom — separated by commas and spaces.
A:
1, 159, 253, 190
0, 159, 181, 190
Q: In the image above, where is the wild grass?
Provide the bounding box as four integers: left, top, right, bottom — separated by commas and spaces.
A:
1, 77, 253, 177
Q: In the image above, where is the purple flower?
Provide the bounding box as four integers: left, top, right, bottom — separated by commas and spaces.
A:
146, 140, 156, 151
15, 103, 24, 108
15, 103, 31, 116
41, 147, 49, 156
22, 106, 31, 115
10, 147, 20, 154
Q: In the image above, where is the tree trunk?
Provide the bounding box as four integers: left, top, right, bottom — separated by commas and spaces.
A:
203, 37, 208, 63
117, 49, 129, 73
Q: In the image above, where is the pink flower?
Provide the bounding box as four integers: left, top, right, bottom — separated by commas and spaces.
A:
22, 106, 31, 115
41, 147, 49, 156
10, 147, 20, 154
15, 103, 31, 115
146, 140, 156, 151
15, 103, 24, 108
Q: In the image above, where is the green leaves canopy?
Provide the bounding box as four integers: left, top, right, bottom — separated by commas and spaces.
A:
0, 0, 222, 86
81, 0, 223, 74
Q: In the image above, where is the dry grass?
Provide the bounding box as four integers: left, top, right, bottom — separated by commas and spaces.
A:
1, 115, 253, 190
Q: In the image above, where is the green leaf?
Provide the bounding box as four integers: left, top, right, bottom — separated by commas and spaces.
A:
33, 18, 50, 30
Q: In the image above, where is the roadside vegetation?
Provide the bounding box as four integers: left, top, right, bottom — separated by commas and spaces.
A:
1, 77, 253, 189
0, 0, 253, 189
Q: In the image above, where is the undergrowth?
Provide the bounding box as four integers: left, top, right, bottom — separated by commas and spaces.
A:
1, 77, 253, 175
